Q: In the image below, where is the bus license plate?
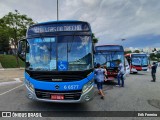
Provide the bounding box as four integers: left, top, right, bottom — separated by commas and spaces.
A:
142, 67, 147, 70
51, 94, 64, 100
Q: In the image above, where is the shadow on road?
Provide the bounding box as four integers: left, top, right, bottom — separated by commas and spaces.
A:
130, 73, 147, 75
104, 80, 117, 85
27, 101, 90, 111
148, 99, 160, 109
26, 82, 116, 111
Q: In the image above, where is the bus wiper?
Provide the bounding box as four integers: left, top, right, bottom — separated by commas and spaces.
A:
110, 51, 117, 61
68, 35, 74, 53
39, 34, 51, 52
98, 51, 108, 65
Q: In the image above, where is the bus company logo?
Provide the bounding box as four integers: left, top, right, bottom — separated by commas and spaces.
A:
55, 85, 60, 90
52, 79, 62, 81
2, 112, 11, 117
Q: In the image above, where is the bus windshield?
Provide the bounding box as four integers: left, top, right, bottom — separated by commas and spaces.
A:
131, 55, 148, 66
95, 51, 124, 68
26, 36, 92, 71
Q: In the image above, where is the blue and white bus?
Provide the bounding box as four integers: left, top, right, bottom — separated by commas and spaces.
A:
17, 21, 94, 103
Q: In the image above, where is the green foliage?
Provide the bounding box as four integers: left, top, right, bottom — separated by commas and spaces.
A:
0, 19, 10, 52
125, 50, 132, 55
156, 53, 160, 61
150, 53, 157, 61
0, 10, 34, 67
0, 10, 34, 49
0, 55, 24, 68
150, 53, 156, 58
92, 33, 98, 44
0, 31, 9, 52
134, 50, 140, 53
156, 53, 160, 57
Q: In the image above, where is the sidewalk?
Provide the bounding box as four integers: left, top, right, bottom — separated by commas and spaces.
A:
0, 68, 24, 70
0, 68, 24, 82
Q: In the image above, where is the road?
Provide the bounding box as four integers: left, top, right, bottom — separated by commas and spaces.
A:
0, 68, 160, 120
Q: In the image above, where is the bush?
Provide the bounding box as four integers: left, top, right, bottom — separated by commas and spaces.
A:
0, 55, 25, 68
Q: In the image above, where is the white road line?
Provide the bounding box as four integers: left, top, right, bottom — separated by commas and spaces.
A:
0, 84, 24, 96
14, 78, 21, 82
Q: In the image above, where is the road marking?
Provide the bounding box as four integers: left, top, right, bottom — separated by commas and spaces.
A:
0, 78, 22, 86
0, 84, 24, 96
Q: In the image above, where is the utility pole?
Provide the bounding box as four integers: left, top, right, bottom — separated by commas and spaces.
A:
57, 0, 59, 21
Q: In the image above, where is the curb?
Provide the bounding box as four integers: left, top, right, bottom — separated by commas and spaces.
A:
0, 68, 25, 70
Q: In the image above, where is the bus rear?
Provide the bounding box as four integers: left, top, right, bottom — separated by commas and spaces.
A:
94, 45, 125, 80
17, 21, 94, 103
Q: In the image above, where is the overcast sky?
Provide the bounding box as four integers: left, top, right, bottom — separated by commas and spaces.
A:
0, 0, 160, 48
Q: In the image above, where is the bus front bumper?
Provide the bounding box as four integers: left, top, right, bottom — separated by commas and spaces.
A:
25, 84, 94, 103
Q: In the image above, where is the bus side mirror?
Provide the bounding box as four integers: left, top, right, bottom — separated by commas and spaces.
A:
17, 39, 26, 61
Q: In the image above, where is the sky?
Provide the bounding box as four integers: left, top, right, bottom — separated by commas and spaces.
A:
0, 0, 160, 48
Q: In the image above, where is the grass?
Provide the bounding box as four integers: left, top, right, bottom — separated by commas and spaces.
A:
0, 55, 25, 68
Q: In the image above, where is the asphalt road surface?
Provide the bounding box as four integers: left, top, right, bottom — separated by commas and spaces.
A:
0, 68, 160, 120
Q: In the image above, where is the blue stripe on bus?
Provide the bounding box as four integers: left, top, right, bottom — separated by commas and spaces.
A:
24, 71, 94, 91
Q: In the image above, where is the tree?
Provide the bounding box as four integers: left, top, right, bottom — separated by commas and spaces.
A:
125, 50, 132, 55
0, 29, 9, 53
134, 50, 140, 53
153, 48, 157, 52
0, 10, 34, 67
0, 19, 10, 53
150, 53, 156, 61
92, 33, 98, 44
156, 53, 160, 61
1, 10, 34, 49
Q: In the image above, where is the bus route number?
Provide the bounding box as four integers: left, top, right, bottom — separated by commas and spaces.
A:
64, 85, 79, 90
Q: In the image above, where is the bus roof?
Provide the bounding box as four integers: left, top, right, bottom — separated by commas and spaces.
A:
27, 20, 91, 37
96, 44, 123, 47
32, 20, 88, 26
126, 53, 147, 55
125, 53, 147, 57
95, 45, 124, 52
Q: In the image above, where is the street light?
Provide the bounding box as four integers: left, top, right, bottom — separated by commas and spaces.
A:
57, 0, 59, 21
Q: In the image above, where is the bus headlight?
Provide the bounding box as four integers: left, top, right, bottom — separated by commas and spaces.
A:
82, 79, 94, 94
25, 79, 34, 92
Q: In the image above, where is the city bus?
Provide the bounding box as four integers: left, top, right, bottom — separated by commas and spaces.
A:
125, 53, 149, 73
17, 20, 94, 103
94, 45, 125, 81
